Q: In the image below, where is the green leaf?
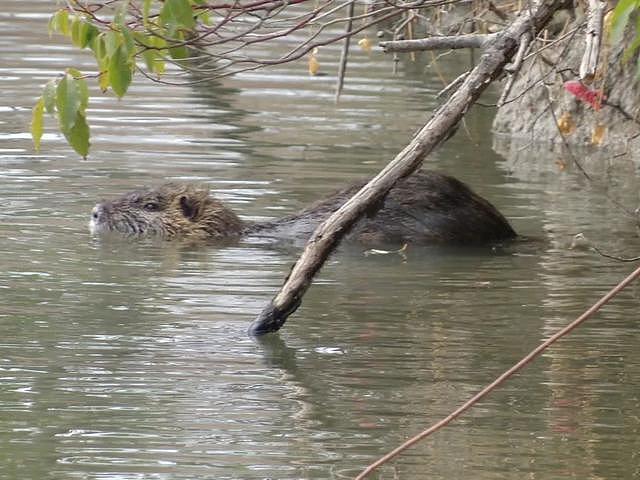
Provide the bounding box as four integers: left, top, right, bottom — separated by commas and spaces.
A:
141, 45, 166, 75
169, 43, 189, 60
43, 80, 57, 114
168, 31, 188, 60
142, 47, 157, 72
104, 30, 123, 58
83, 22, 100, 49
56, 73, 81, 132
63, 111, 91, 158
109, 45, 132, 98
160, 0, 196, 30
120, 25, 136, 57
67, 69, 89, 111
90, 32, 107, 62
70, 18, 97, 49
31, 97, 45, 151
91, 34, 111, 90
610, 0, 640, 44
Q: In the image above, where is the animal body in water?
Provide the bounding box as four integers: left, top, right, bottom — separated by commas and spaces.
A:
89, 171, 517, 245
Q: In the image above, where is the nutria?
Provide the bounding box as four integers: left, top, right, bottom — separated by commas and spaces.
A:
89, 171, 517, 245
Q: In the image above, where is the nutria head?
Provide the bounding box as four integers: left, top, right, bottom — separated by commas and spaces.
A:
89, 182, 244, 241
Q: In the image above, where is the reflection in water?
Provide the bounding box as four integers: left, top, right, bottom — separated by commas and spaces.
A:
2, 1, 640, 479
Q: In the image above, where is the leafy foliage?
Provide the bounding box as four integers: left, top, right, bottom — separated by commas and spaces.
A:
34, 0, 567, 158
32, 71, 91, 158
36, 0, 200, 156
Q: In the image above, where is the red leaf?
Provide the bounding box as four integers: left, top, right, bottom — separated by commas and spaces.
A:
563, 80, 606, 110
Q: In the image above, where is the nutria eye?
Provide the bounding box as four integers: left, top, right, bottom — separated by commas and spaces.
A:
143, 202, 159, 211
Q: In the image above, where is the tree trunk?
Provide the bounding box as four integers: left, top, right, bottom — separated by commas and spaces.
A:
249, 0, 565, 336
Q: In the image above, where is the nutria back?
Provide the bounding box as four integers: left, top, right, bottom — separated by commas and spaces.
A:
248, 172, 516, 245
90, 171, 516, 245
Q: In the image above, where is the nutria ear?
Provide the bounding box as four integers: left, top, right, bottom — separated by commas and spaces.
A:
179, 195, 200, 221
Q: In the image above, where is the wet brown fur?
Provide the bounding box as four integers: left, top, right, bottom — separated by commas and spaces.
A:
90, 182, 244, 241
91, 171, 517, 245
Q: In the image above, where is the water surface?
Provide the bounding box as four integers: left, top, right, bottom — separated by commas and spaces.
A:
2, 1, 640, 479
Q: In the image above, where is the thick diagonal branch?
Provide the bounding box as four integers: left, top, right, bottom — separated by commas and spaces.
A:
249, 0, 565, 336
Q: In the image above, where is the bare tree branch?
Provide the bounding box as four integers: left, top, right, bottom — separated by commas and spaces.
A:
580, 0, 605, 83
249, 0, 567, 336
380, 32, 497, 51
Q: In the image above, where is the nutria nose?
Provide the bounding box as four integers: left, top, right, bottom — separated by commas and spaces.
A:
91, 203, 111, 222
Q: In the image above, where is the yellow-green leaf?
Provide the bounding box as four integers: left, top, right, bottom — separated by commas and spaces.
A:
142, 48, 157, 72
109, 45, 132, 98
49, 9, 70, 36
31, 97, 45, 151
90, 33, 108, 75
43, 80, 57, 114
68, 69, 89, 111
71, 15, 83, 47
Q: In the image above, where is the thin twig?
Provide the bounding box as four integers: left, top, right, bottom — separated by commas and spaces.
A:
497, 31, 531, 107
355, 263, 640, 479
437, 70, 470, 98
